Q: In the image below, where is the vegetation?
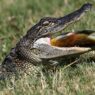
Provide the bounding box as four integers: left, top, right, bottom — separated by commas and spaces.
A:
0, 0, 95, 95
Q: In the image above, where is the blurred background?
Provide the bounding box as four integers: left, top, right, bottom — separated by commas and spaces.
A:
0, 0, 95, 95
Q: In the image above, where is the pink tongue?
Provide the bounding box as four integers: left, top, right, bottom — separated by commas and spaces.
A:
47, 38, 51, 44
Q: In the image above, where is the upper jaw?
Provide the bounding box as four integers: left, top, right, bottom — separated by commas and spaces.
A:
40, 3, 92, 37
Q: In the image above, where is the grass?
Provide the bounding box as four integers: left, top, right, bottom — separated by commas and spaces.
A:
0, 0, 95, 95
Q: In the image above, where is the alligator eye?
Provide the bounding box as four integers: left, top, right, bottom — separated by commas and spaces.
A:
42, 21, 49, 25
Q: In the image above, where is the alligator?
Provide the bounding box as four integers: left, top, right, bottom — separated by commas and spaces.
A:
0, 3, 94, 79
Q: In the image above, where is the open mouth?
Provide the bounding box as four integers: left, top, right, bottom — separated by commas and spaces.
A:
34, 30, 95, 48
32, 3, 94, 59
50, 30, 95, 47
33, 32, 94, 59
33, 3, 93, 49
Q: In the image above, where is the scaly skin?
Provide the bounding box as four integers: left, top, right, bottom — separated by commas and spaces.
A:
0, 3, 93, 79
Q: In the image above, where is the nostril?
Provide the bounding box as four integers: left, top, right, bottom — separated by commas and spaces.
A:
81, 3, 92, 11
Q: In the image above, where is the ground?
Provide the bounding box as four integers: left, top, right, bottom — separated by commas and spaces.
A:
0, 0, 95, 95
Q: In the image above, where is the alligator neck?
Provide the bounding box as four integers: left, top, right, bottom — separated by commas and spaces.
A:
17, 23, 42, 47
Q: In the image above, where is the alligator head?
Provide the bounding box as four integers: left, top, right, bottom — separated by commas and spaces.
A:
31, 3, 92, 39
31, 3, 94, 60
